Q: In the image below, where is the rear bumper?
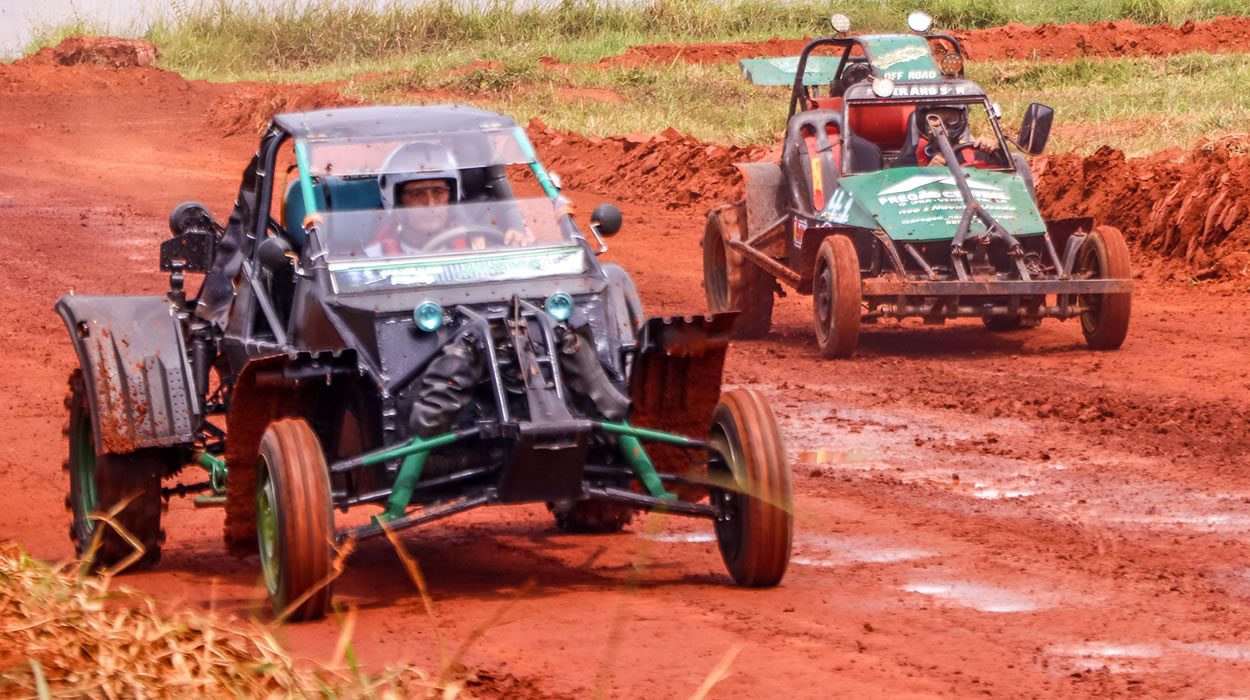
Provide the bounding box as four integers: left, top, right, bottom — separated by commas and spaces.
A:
861, 278, 1134, 297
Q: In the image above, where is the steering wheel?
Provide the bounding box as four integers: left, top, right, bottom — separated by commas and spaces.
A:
422, 224, 509, 252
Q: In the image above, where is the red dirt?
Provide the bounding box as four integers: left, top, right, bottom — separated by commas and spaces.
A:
3, 60, 1250, 698
17, 35, 158, 68
581, 17, 1250, 67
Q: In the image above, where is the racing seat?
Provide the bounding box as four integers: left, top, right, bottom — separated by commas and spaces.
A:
782, 110, 882, 215
282, 176, 383, 252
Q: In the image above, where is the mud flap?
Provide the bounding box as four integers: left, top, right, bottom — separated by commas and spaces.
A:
735, 162, 785, 238
628, 314, 736, 487
55, 295, 198, 454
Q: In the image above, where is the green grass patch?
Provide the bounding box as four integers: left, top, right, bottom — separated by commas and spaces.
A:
978, 52, 1250, 155
22, 0, 1250, 80
343, 50, 1250, 155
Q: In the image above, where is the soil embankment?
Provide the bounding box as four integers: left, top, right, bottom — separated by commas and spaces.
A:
587, 16, 1250, 66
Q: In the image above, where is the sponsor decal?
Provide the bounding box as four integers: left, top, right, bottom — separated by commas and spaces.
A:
876, 175, 1019, 227
873, 45, 931, 70
821, 188, 855, 225
876, 81, 971, 96
793, 216, 808, 246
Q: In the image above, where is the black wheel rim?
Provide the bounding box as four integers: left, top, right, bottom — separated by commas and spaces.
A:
709, 426, 745, 561
73, 413, 97, 535
814, 259, 833, 341
1077, 241, 1104, 334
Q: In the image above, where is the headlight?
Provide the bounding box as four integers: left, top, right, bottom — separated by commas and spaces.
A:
414, 302, 443, 332
545, 292, 574, 321
871, 77, 895, 98
940, 52, 963, 76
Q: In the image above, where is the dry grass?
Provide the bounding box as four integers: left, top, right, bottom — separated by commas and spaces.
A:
0, 543, 445, 697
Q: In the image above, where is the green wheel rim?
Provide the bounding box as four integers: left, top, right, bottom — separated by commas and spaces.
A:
74, 414, 98, 535
256, 458, 280, 597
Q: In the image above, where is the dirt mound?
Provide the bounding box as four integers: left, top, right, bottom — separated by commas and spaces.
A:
584, 17, 1250, 66
0, 63, 190, 97
953, 17, 1250, 61
527, 120, 772, 209
1035, 140, 1250, 277
17, 35, 158, 68
206, 83, 361, 136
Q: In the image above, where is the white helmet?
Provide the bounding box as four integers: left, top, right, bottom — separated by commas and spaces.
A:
378, 142, 461, 210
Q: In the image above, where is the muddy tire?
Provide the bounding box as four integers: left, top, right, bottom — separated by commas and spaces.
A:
64, 369, 166, 571
256, 418, 334, 621
1077, 226, 1132, 350
709, 389, 793, 587
549, 499, 634, 533
703, 202, 774, 339
812, 235, 862, 358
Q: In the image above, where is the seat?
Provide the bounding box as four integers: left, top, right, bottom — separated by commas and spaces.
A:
283, 176, 383, 251
894, 111, 923, 167
846, 103, 915, 152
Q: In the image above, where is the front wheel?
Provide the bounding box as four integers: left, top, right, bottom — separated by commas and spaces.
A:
1077, 226, 1132, 350
256, 418, 334, 621
812, 235, 862, 358
64, 369, 166, 571
709, 389, 793, 587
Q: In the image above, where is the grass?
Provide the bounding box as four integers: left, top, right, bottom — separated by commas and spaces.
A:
0, 543, 438, 697
339, 50, 1250, 155
20, 0, 1250, 81
18, 0, 1250, 153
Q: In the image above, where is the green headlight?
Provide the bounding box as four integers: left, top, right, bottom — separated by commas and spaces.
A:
546, 292, 574, 321
414, 302, 443, 332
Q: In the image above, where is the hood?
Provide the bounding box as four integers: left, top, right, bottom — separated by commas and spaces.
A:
827, 167, 1047, 242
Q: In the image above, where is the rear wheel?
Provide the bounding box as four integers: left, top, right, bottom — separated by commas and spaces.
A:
1077, 226, 1132, 350
703, 202, 774, 339
549, 499, 633, 533
709, 389, 793, 587
64, 369, 166, 570
256, 418, 334, 621
812, 235, 862, 358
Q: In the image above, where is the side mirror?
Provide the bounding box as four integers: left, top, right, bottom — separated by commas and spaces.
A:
591, 203, 622, 237
257, 235, 293, 272
1019, 103, 1054, 155
160, 201, 218, 273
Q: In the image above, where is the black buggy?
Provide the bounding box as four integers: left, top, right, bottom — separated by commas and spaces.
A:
57, 105, 793, 619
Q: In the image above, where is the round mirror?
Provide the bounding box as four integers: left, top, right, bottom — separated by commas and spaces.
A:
591, 203, 622, 237
829, 13, 851, 34
907, 11, 933, 33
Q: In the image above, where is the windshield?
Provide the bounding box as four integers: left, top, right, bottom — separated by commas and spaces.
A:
303, 127, 531, 177
323, 197, 586, 294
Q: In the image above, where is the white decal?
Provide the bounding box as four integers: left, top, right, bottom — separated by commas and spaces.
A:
873, 45, 931, 70
823, 189, 854, 224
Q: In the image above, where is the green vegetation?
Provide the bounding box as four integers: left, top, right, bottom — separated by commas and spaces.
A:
19, 0, 1250, 154
979, 52, 1250, 155
22, 0, 1250, 81
339, 50, 1250, 155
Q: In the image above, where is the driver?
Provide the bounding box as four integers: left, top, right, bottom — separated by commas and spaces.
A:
911, 104, 1006, 169
365, 142, 529, 257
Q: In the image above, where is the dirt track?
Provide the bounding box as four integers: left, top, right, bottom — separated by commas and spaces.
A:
2, 58, 1250, 698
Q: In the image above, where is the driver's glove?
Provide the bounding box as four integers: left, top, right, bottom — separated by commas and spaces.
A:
972, 135, 999, 152
504, 228, 533, 246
